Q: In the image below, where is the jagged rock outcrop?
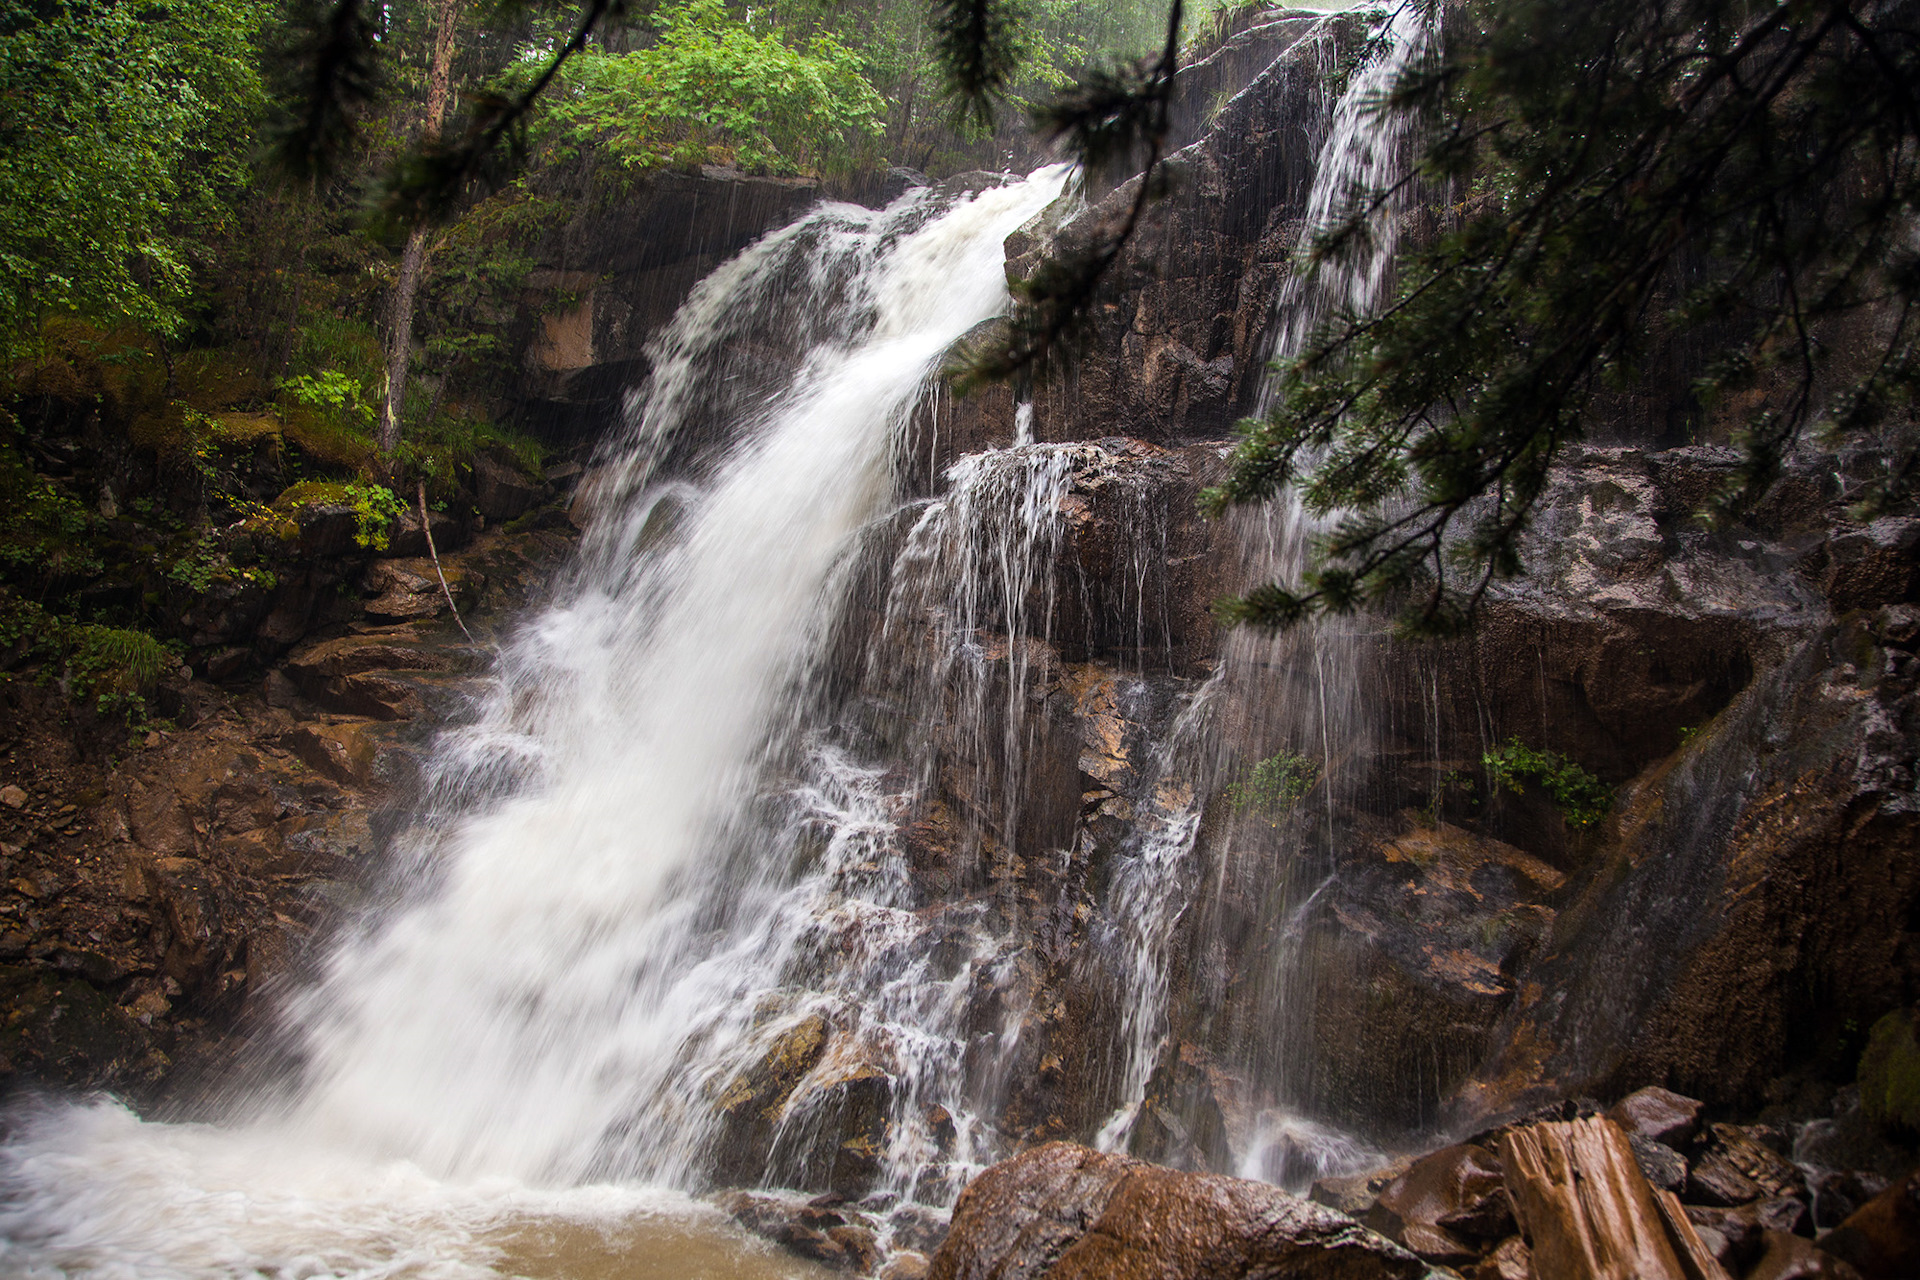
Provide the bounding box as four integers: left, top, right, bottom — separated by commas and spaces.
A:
927, 1141, 1424, 1280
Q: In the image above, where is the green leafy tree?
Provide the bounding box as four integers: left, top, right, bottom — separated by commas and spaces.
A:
0, 0, 263, 345
540, 0, 887, 174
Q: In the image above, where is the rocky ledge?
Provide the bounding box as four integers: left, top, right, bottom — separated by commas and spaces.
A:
0, 520, 577, 1099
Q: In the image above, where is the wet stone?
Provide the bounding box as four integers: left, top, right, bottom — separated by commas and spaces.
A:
1745, 1230, 1866, 1280
1471, 1235, 1532, 1280
1819, 1169, 1920, 1279
1688, 1124, 1806, 1206
1626, 1132, 1688, 1193
1366, 1143, 1512, 1262
1606, 1085, 1704, 1148
928, 1141, 1425, 1280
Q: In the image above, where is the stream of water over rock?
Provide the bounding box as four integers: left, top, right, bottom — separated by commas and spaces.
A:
0, 7, 1444, 1274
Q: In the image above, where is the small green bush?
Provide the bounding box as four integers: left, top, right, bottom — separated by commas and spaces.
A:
1226, 750, 1321, 822
1482, 737, 1613, 828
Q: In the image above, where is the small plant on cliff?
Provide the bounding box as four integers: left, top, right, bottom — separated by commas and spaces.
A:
344, 482, 408, 551
1226, 750, 1320, 823
1481, 738, 1611, 829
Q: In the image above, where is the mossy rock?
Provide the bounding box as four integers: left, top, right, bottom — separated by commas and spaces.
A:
1858, 1007, 1920, 1134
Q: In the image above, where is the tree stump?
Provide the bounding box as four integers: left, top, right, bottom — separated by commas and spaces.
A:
1497, 1115, 1728, 1280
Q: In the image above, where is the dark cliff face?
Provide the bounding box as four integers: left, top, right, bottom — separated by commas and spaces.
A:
898, 4, 1920, 1159
509, 166, 830, 445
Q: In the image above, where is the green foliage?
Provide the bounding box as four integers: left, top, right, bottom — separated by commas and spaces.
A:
540, 0, 886, 175
0, 442, 102, 584
1209, 0, 1920, 633
0, 0, 263, 345
344, 482, 408, 550
281, 370, 373, 421
271, 479, 406, 549
1858, 1008, 1920, 1134
1481, 737, 1611, 829
0, 597, 174, 726
1225, 750, 1320, 822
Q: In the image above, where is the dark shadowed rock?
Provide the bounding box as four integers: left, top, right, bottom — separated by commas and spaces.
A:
928, 1142, 1424, 1280
1857, 1008, 1920, 1135
1608, 1086, 1705, 1147
1626, 1132, 1688, 1193
1820, 1169, 1920, 1279
470, 453, 545, 523
1688, 1124, 1806, 1206
711, 1013, 831, 1185
1471, 1235, 1532, 1280
1746, 1230, 1866, 1280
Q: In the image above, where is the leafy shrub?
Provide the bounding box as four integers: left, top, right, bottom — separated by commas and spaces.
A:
1226, 750, 1321, 822
1481, 737, 1612, 828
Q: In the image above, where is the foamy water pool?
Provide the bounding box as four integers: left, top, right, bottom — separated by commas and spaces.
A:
0, 1099, 831, 1280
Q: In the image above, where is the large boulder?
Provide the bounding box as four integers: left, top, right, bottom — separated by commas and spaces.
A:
927, 1142, 1424, 1280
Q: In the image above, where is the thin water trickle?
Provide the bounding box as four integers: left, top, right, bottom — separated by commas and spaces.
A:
1083, 0, 1437, 1181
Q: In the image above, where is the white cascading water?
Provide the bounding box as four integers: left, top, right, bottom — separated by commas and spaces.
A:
0, 167, 1070, 1279
1087, 0, 1437, 1176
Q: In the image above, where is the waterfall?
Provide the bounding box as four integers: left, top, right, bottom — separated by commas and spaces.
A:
1085, 0, 1438, 1176
0, 167, 1070, 1279
0, 6, 1449, 1273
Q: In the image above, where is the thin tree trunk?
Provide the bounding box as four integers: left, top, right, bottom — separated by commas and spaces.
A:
377, 0, 460, 456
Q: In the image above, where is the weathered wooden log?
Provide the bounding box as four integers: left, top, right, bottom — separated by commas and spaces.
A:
1497, 1115, 1729, 1280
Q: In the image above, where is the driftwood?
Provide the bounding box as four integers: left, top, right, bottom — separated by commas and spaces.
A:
1498, 1116, 1729, 1280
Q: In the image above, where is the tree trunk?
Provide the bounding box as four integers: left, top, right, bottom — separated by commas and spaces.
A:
377, 0, 460, 456
1498, 1116, 1728, 1280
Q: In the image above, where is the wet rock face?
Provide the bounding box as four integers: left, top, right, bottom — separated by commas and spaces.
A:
1299, 818, 1565, 1135
0, 524, 578, 1100
1016, 17, 1357, 447
928, 1141, 1425, 1280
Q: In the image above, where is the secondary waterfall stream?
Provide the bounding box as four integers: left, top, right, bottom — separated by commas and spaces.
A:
0, 5, 1443, 1275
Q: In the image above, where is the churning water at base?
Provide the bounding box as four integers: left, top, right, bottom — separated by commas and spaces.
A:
0, 169, 1069, 1279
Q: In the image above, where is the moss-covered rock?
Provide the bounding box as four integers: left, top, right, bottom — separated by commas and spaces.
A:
1858, 1007, 1920, 1135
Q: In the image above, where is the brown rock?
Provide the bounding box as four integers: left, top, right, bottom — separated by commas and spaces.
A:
1819, 1169, 1920, 1279
887, 1204, 949, 1256
1366, 1143, 1511, 1262
711, 1013, 831, 1184
927, 1142, 1424, 1280
1607, 1086, 1704, 1147
1689, 1124, 1805, 1206
1628, 1133, 1689, 1193
1310, 1158, 1414, 1217
279, 722, 380, 787
144, 857, 229, 993
1686, 1199, 1812, 1272
1823, 518, 1920, 613
472, 453, 544, 522
1745, 1230, 1865, 1280
827, 1224, 881, 1274
1472, 1235, 1532, 1280
1811, 1170, 1891, 1231
878, 1251, 930, 1280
